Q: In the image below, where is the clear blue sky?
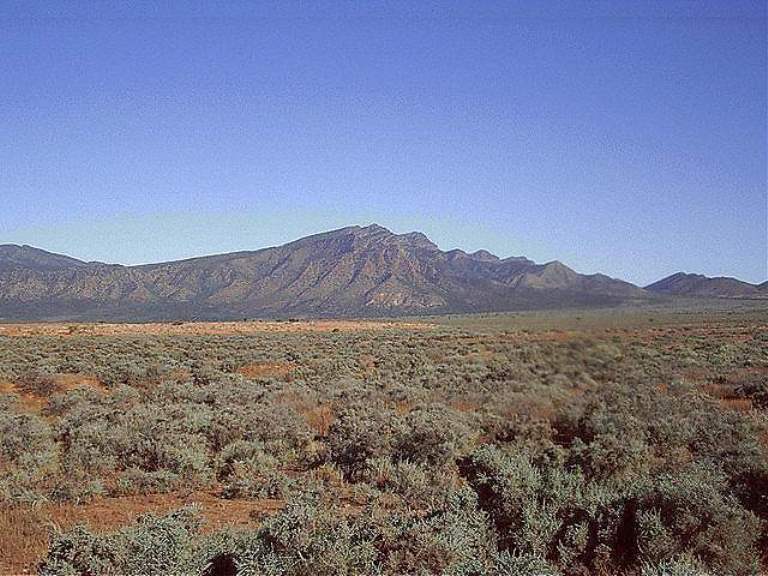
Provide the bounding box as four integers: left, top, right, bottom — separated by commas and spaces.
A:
1, 0, 765, 285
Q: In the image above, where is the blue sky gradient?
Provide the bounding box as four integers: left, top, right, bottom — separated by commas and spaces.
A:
1, 1, 765, 285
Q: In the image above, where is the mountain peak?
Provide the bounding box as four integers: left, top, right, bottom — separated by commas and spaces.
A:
393, 231, 438, 250
362, 223, 391, 233
662, 272, 704, 281
340, 223, 392, 237
335, 224, 438, 250
0, 244, 87, 271
470, 249, 499, 262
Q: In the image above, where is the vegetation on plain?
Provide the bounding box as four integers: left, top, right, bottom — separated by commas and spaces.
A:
0, 310, 766, 575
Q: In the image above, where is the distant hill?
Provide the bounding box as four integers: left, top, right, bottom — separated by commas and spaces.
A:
645, 272, 768, 299
0, 225, 652, 321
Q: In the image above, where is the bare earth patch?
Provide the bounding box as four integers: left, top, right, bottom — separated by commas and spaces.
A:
0, 381, 49, 413
1, 373, 106, 414
0, 492, 284, 574
238, 361, 295, 381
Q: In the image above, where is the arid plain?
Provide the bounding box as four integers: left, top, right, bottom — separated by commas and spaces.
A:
1, 303, 767, 574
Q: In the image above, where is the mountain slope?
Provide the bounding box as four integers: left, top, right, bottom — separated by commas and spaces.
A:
0, 244, 89, 272
645, 272, 767, 299
0, 225, 650, 320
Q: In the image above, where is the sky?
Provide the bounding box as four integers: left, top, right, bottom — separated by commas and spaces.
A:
1, 0, 766, 286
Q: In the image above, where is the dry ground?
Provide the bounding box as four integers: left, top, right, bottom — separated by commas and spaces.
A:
0, 491, 284, 575
0, 320, 427, 573
0, 319, 432, 338
1, 307, 766, 574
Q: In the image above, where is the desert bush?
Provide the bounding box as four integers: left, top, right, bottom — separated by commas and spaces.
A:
463, 443, 764, 576
326, 403, 403, 479
16, 370, 58, 395
363, 457, 460, 510
39, 507, 205, 576
219, 446, 293, 500
202, 384, 314, 459
3, 318, 766, 574
114, 468, 180, 496
393, 404, 475, 466
640, 555, 714, 576
736, 373, 768, 409
491, 413, 555, 448
44, 387, 104, 417
494, 550, 561, 576
49, 475, 106, 504
633, 465, 762, 575
461, 445, 559, 557
377, 488, 498, 575
249, 497, 379, 575
38, 524, 120, 576
0, 411, 53, 464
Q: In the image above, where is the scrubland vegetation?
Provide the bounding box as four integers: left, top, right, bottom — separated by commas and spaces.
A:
0, 310, 767, 575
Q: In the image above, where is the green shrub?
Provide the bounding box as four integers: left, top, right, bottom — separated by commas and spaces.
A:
252, 498, 378, 576
634, 466, 762, 576
494, 550, 561, 576
378, 488, 498, 575
7, 317, 767, 575
394, 404, 474, 466
326, 404, 402, 479
220, 452, 293, 500
39, 507, 206, 576
114, 468, 180, 496
0, 411, 53, 464
16, 370, 58, 395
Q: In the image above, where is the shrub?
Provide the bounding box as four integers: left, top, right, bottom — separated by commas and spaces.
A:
736, 373, 768, 409
114, 468, 180, 496
38, 507, 205, 576
634, 466, 762, 576
640, 555, 715, 576
378, 488, 498, 575
16, 370, 58, 396
38, 524, 119, 576
494, 550, 561, 576
393, 404, 474, 467
7, 315, 768, 575
326, 404, 402, 479
251, 498, 378, 576
220, 451, 293, 500
363, 457, 459, 510
0, 412, 53, 464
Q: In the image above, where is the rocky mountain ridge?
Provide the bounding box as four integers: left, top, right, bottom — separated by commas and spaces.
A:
1, 225, 760, 321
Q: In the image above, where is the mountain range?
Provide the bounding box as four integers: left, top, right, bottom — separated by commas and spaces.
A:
0, 225, 764, 321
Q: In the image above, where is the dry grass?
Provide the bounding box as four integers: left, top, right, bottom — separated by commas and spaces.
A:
43, 490, 282, 533
449, 399, 482, 413
272, 390, 336, 436
0, 373, 106, 415
238, 361, 295, 381
0, 319, 433, 338
719, 397, 754, 413
0, 381, 49, 414
303, 404, 335, 437
0, 506, 50, 575
393, 400, 414, 415
52, 373, 106, 393
358, 354, 378, 378
700, 366, 768, 414
0, 491, 285, 574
